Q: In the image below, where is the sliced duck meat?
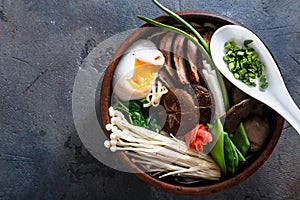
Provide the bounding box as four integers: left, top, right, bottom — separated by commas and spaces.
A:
147, 30, 168, 44
202, 31, 213, 46
186, 38, 200, 84
203, 22, 217, 30
160, 32, 177, 79
173, 34, 190, 84
157, 67, 176, 89
196, 26, 215, 45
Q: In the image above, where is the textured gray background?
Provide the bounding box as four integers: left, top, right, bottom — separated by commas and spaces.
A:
0, 0, 299, 199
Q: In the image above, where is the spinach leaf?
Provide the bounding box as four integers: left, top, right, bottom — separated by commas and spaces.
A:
115, 99, 158, 131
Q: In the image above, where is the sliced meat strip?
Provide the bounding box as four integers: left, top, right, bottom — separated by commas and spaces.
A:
173, 34, 190, 84
186, 38, 200, 84
157, 67, 176, 89
159, 32, 177, 79
202, 31, 213, 46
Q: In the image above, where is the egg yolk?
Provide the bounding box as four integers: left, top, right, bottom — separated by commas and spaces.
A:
128, 58, 161, 89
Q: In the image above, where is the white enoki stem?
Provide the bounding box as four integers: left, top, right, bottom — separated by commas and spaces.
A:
127, 151, 220, 179
113, 115, 209, 160
104, 107, 221, 181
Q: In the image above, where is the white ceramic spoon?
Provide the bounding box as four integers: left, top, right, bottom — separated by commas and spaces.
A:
210, 24, 300, 134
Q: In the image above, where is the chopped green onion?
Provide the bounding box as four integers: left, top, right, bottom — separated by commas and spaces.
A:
223, 39, 268, 90
237, 51, 245, 56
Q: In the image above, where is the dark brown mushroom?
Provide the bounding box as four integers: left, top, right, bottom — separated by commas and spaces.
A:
224, 98, 257, 134
243, 115, 271, 152
158, 88, 199, 136
189, 22, 202, 29
191, 84, 212, 124
230, 86, 250, 105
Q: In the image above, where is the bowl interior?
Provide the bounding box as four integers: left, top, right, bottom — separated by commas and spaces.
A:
100, 10, 284, 195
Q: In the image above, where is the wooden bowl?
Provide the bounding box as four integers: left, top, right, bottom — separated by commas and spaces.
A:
100, 10, 284, 195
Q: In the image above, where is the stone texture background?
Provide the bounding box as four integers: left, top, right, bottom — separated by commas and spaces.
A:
0, 0, 299, 199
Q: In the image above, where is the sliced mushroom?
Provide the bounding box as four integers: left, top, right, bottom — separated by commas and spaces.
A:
173, 34, 190, 84
191, 85, 211, 106
224, 98, 257, 134
203, 22, 217, 30
158, 88, 199, 136
243, 115, 271, 152
191, 84, 212, 124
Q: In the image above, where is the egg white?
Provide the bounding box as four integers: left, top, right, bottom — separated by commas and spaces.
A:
112, 39, 165, 101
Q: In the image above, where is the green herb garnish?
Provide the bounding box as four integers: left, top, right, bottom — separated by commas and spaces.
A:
223, 39, 268, 90
114, 99, 158, 131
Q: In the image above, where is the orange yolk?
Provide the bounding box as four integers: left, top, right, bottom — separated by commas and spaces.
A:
127, 58, 161, 89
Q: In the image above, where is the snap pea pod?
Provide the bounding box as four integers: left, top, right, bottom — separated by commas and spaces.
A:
209, 119, 246, 174
224, 133, 238, 174
234, 145, 246, 162
208, 119, 227, 174
232, 122, 250, 156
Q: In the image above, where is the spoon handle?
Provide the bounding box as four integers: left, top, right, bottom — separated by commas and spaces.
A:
272, 90, 300, 135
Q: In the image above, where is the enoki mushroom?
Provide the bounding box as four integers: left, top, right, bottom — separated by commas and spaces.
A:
104, 107, 221, 181
143, 81, 168, 107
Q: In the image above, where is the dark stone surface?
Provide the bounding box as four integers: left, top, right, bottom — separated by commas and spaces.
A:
0, 0, 299, 199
